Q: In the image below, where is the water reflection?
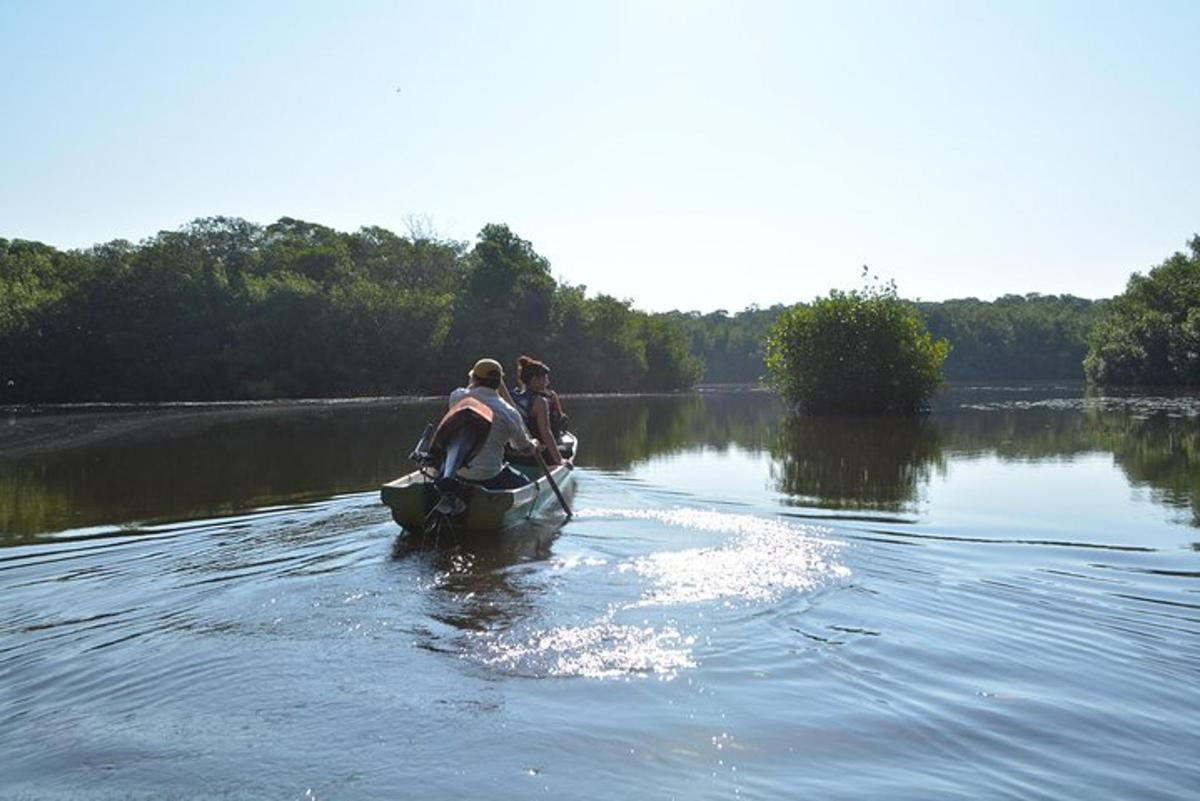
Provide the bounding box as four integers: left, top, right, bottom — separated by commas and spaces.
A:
392, 522, 560, 634
4, 385, 1200, 538
0, 401, 442, 540
570, 392, 778, 470
390, 519, 705, 679
574, 386, 1200, 524
1097, 413, 1200, 526
771, 415, 944, 513
764, 396, 1200, 521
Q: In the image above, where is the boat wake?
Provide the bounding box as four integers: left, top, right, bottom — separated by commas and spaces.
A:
475, 507, 850, 680
480, 617, 698, 680
607, 508, 850, 606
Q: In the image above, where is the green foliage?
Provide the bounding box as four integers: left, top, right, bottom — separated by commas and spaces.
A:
1084, 236, 1200, 385
918, 294, 1103, 380
765, 276, 950, 414
639, 316, 704, 391
664, 305, 785, 384
545, 289, 646, 392
0, 218, 702, 402
669, 294, 1103, 386
442, 223, 558, 386
12, 217, 1184, 403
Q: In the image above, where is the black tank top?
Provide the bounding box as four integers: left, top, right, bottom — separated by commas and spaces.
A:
512, 388, 564, 438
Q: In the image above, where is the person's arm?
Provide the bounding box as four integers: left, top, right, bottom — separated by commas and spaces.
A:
506, 408, 537, 453
548, 389, 564, 416
533, 397, 562, 465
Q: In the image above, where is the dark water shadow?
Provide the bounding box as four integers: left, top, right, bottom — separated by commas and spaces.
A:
770, 414, 945, 514
390, 520, 564, 635
0, 401, 443, 540
5, 385, 1200, 538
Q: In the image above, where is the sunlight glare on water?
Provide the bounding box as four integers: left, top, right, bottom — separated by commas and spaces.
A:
3, 388, 1200, 800
478, 507, 849, 680
609, 507, 851, 606
481, 616, 698, 680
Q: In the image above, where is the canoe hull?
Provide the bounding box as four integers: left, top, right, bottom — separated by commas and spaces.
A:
381, 460, 575, 532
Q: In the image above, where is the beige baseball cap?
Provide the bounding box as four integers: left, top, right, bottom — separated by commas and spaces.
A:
470, 358, 504, 381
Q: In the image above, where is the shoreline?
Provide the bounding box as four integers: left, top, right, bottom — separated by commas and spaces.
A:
0, 394, 445, 416
1, 389, 768, 460
0, 397, 439, 461
0, 384, 764, 414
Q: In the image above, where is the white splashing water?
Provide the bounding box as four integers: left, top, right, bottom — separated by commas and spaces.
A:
482, 618, 697, 680
553, 554, 609, 571
606, 507, 851, 607
480, 508, 848, 680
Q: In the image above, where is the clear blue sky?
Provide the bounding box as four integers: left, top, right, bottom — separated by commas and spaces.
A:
2, 0, 1197, 311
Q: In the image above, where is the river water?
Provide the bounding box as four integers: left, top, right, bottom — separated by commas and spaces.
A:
1, 385, 1198, 799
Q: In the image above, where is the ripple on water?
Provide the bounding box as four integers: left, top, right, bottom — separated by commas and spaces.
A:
481, 616, 698, 680
959, 394, 1200, 415
605, 507, 851, 606
478, 508, 850, 680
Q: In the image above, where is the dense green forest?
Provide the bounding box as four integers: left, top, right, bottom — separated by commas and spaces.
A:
919, 294, 1105, 380
665, 306, 786, 384
677, 294, 1104, 384
3, 216, 1191, 403
1084, 236, 1200, 385
0, 218, 702, 402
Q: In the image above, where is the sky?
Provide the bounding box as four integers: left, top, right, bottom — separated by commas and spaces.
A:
1, 0, 1197, 312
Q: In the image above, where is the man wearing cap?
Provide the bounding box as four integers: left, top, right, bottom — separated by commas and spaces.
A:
447, 358, 538, 489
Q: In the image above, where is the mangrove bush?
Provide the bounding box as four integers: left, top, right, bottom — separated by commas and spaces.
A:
1084, 235, 1200, 385
765, 277, 950, 414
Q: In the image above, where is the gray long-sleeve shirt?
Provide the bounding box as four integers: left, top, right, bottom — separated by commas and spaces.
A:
447, 386, 534, 480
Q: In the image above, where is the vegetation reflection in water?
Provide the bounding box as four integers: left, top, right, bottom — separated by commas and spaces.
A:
0, 402, 443, 540
576, 386, 1200, 522
3, 385, 1200, 539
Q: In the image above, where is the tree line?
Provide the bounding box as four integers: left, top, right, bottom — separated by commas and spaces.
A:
683, 234, 1197, 387
1084, 236, 1200, 385
2, 217, 1195, 403
672, 293, 1106, 384
0, 217, 702, 403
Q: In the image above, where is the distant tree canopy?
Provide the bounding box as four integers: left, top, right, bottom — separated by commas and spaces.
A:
668, 295, 1103, 385
3, 217, 1190, 404
918, 294, 1104, 380
662, 305, 785, 384
0, 218, 701, 402
765, 278, 950, 414
1084, 236, 1200, 386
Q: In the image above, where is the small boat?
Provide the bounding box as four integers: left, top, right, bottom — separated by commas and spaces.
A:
381, 425, 578, 532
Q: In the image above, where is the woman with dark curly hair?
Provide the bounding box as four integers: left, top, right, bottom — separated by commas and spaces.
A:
511, 355, 567, 466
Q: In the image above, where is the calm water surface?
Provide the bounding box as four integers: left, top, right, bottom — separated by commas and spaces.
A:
2, 386, 1198, 799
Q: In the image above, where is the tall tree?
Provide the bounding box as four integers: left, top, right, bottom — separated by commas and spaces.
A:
1085, 235, 1200, 385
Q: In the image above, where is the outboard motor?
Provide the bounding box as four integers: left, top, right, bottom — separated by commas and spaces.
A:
413, 397, 494, 518
409, 423, 435, 463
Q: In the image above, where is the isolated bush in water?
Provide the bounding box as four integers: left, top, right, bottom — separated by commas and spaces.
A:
765, 277, 950, 414
1084, 236, 1200, 386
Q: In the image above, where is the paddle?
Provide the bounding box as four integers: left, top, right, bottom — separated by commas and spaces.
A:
532, 445, 573, 519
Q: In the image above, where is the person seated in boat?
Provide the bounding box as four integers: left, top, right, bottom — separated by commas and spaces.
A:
447, 358, 538, 490
511, 355, 566, 467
